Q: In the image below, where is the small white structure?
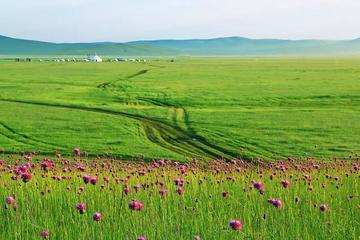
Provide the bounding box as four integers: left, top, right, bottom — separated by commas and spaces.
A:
89, 55, 103, 62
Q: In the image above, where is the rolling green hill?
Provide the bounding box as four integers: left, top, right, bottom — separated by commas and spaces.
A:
0, 35, 178, 56
2, 35, 360, 56
130, 37, 360, 55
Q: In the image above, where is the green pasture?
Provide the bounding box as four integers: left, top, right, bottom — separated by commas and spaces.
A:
0, 58, 359, 160
0, 158, 359, 239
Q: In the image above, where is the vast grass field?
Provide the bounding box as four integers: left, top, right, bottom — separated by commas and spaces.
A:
0, 153, 359, 239
0, 58, 359, 160
0, 58, 359, 239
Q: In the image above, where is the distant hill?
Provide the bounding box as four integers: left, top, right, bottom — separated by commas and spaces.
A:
129, 36, 360, 55
0, 35, 178, 56
2, 35, 360, 56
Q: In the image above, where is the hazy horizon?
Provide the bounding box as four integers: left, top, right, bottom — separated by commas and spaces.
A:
2, 33, 360, 44
1, 0, 360, 43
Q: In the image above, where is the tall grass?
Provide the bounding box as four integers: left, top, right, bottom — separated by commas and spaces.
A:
1, 152, 359, 239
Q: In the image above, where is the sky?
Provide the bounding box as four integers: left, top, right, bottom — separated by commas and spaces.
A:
1, 0, 360, 43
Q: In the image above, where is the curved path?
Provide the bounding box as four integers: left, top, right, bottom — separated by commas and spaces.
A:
97, 69, 151, 89
0, 64, 246, 160
0, 121, 66, 150
95, 64, 241, 160
0, 98, 239, 160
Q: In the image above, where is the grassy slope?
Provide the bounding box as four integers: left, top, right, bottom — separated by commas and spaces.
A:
129, 37, 360, 55
0, 35, 178, 56
0, 58, 359, 160
3, 35, 360, 56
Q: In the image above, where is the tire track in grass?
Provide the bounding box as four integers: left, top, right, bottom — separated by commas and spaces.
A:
0, 121, 66, 150
97, 69, 151, 89
137, 97, 241, 159
98, 65, 274, 160
97, 65, 243, 160
0, 98, 238, 160
0, 122, 30, 146
137, 95, 276, 159
98, 65, 222, 158
138, 95, 274, 159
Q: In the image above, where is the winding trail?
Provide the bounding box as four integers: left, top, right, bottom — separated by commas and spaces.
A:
95, 64, 241, 159
0, 64, 244, 160
0, 121, 66, 150
97, 69, 151, 89
0, 98, 238, 160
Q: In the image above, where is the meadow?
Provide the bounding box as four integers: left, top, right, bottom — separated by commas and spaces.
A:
0, 152, 359, 239
0, 58, 360, 161
0, 58, 359, 239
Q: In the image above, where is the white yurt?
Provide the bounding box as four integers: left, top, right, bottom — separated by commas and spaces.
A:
89, 55, 103, 62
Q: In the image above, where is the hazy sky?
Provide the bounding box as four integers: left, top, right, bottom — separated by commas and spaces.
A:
1, 0, 360, 42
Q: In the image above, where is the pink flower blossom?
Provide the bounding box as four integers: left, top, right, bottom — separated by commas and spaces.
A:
229, 220, 243, 231
128, 199, 144, 211
76, 203, 87, 214
253, 181, 263, 190
74, 148, 81, 156
177, 187, 184, 195
83, 174, 91, 184
93, 212, 102, 221
21, 172, 32, 183
6, 195, 15, 204
124, 187, 131, 195
159, 189, 168, 198
281, 179, 290, 188
320, 204, 328, 212
40, 231, 49, 239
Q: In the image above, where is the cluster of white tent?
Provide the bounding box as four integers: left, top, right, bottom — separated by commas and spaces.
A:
48, 58, 76, 62
87, 56, 147, 63
108, 58, 147, 62
45, 55, 102, 62
16, 55, 148, 63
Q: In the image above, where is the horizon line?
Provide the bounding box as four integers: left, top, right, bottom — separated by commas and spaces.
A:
1, 34, 359, 44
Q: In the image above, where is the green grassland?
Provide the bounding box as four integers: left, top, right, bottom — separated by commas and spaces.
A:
0, 58, 359, 160
1, 158, 358, 240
